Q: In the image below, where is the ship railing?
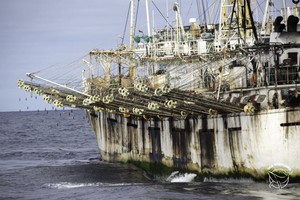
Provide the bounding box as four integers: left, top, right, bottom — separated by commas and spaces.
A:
144, 39, 218, 59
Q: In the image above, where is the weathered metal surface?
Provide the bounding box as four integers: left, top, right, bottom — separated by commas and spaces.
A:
89, 108, 300, 179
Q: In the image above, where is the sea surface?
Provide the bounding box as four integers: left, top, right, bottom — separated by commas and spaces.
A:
0, 110, 299, 200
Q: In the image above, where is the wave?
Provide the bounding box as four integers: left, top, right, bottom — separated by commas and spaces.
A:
166, 171, 197, 183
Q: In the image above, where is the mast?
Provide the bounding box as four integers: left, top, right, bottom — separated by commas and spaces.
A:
283, 0, 287, 23
219, 0, 257, 46
145, 0, 151, 36
129, 0, 135, 51
173, 1, 185, 43
245, 0, 258, 42
175, 2, 179, 43
129, 0, 135, 77
166, 0, 169, 40
261, 0, 271, 35
218, 0, 224, 39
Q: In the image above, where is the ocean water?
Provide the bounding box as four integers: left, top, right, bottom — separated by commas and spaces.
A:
0, 110, 300, 200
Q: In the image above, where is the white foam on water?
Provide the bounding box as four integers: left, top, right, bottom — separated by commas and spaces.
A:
46, 182, 101, 189
203, 177, 255, 183
166, 171, 180, 182
106, 183, 138, 187
166, 171, 197, 183
45, 182, 141, 189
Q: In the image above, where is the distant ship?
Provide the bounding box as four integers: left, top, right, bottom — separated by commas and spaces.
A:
20, 0, 300, 180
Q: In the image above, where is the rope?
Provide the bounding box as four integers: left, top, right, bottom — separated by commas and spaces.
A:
183, 1, 193, 24
196, 0, 201, 24
122, 1, 131, 45
151, 0, 173, 29
201, 0, 208, 27
212, 1, 220, 24
134, 0, 140, 36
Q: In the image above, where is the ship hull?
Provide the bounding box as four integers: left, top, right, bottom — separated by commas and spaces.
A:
89, 108, 300, 179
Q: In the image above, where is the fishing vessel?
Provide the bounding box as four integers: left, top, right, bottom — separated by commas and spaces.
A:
19, 0, 300, 180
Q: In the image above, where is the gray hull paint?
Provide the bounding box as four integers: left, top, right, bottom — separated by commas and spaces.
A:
89, 108, 300, 179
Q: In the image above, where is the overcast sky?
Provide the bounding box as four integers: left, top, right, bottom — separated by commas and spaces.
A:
0, 0, 132, 111
0, 0, 292, 111
0, 0, 199, 112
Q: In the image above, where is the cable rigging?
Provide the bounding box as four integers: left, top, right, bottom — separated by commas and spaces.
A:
122, 1, 132, 45
134, 0, 140, 35
201, 0, 208, 29
151, 0, 174, 29
196, 0, 200, 23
